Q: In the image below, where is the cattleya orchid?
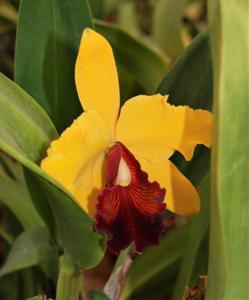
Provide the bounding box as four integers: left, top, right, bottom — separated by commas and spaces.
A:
41, 29, 212, 254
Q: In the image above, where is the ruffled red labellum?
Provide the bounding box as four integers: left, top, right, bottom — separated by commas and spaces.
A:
95, 142, 166, 255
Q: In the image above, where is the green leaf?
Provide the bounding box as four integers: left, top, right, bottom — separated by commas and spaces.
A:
0, 273, 20, 300
95, 20, 167, 97
0, 205, 22, 243
157, 30, 213, 186
0, 70, 55, 228
15, 0, 93, 133
0, 73, 105, 268
206, 1, 249, 299
0, 73, 58, 162
102, 0, 120, 16
24, 169, 54, 229
120, 225, 190, 300
56, 254, 83, 300
153, 0, 189, 58
36, 175, 106, 268
116, 1, 141, 39
88, 0, 120, 18
157, 31, 212, 110
89, 0, 104, 18
26, 296, 44, 300
90, 290, 110, 300
0, 154, 44, 229
172, 175, 210, 300
0, 227, 53, 277
20, 268, 44, 299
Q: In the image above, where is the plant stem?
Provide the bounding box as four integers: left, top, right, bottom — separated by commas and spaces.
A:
113, 253, 134, 300
56, 254, 83, 300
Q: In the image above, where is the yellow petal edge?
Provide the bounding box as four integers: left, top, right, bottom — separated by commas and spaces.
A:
41, 111, 110, 215
75, 28, 120, 136
116, 94, 212, 162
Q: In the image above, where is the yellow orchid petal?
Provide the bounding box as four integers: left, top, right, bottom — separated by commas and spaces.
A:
116, 94, 212, 162
174, 105, 212, 160
41, 111, 110, 214
75, 28, 120, 135
72, 153, 105, 216
137, 156, 200, 216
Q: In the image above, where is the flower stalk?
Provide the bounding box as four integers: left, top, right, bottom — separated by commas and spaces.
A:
113, 253, 134, 300
56, 254, 83, 300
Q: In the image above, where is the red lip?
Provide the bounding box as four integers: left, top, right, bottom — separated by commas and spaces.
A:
95, 142, 166, 255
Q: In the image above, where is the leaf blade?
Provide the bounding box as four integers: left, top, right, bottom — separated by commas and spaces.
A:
172, 175, 210, 300
15, 0, 93, 132
0, 155, 45, 229
153, 0, 189, 58
206, 1, 249, 299
0, 73, 105, 268
0, 227, 53, 278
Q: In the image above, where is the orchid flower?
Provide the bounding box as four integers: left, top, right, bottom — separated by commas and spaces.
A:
41, 29, 212, 254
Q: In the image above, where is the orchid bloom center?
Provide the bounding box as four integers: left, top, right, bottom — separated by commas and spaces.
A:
115, 158, 131, 186
95, 142, 166, 254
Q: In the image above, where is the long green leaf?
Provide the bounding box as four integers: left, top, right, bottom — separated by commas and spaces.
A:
95, 20, 167, 97
0, 73, 105, 268
26, 297, 44, 300
56, 254, 83, 300
206, 1, 249, 299
116, 1, 141, 39
15, 0, 93, 133
0, 154, 44, 229
89, 0, 120, 18
0, 73, 58, 162
172, 175, 210, 300
0, 273, 20, 300
0, 227, 53, 277
0, 70, 56, 228
89, 0, 104, 18
24, 169, 54, 229
153, 0, 189, 58
157, 31, 212, 110
157, 30, 213, 186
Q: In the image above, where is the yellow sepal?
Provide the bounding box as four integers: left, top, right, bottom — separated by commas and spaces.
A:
41, 111, 110, 214
75, 28, 120, 136
116, 94, 212, 162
